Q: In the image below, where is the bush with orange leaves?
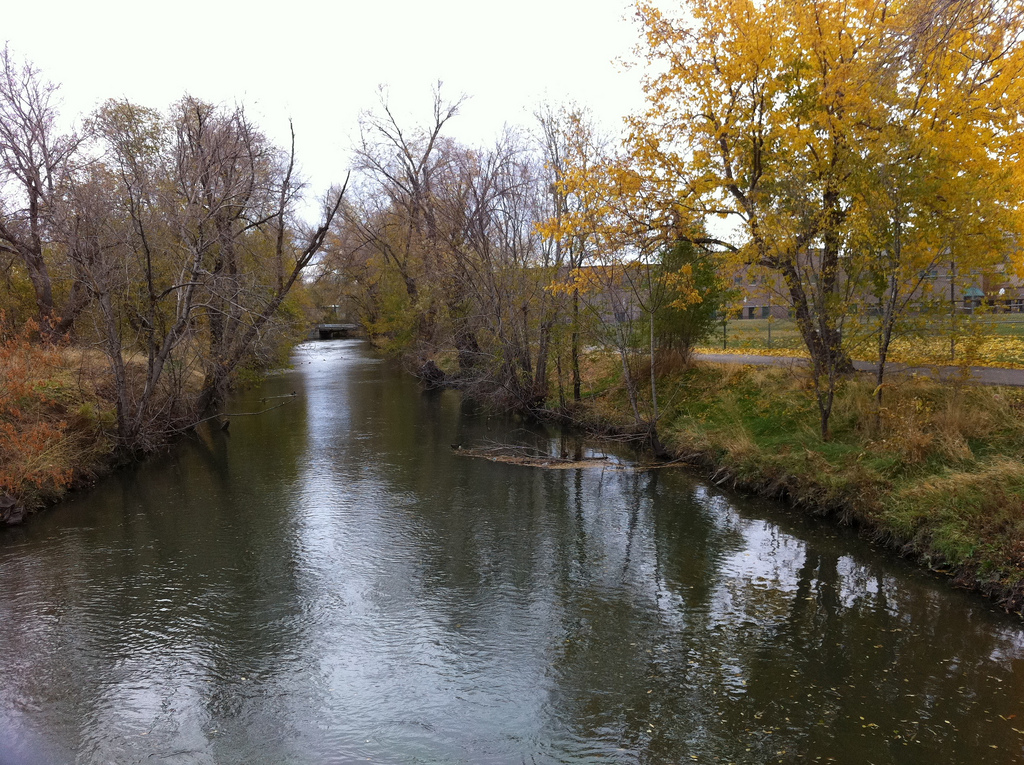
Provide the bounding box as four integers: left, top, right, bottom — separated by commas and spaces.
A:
0, 320, 73, 504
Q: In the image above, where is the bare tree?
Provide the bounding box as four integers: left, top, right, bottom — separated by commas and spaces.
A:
0, 45, 85, 334
535, 104, 607, 403
436, 130, 556, 404
348, 84, 465, 347
77, 98, 345, 450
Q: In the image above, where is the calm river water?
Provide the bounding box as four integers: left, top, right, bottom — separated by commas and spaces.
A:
1, 339, 1024, 764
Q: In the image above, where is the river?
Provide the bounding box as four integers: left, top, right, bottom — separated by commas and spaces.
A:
1, 338, 1023, 764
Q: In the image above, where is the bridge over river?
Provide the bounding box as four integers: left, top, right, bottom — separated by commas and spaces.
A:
311, 322, 359, 339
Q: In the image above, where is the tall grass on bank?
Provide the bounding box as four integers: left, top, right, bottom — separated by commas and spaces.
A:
0, 326, 115, 511
0, 324, 72, 505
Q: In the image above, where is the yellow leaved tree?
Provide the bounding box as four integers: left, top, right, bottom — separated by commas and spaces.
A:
540, 111, 721, 454
624, 0, 1024, 438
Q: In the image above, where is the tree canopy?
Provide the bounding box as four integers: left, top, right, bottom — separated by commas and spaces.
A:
618, 0, 1024, 436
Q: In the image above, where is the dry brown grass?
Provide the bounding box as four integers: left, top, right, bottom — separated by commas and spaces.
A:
653, 348, 693, 377
716, 423, 759, 462
578, 350, 621, 390
0, 332, 117, 508
826, 374, 1024, 466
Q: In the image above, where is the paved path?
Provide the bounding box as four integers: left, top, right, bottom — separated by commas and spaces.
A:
694, 352, 1024, 387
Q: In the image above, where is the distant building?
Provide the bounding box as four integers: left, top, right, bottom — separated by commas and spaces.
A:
731, 253, 1024, 319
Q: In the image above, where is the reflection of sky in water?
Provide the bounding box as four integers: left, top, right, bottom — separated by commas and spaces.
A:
283, 342, 565, 761
0, 339, 1022, 764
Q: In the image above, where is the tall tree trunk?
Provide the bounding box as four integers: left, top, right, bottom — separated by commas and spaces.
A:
533, 317, 554, 405
571, 289, 581, 402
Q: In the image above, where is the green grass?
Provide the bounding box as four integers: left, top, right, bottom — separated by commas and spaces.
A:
979, 314, 1024, 336
704, 318, 806, 352
699, 314, 1024, 368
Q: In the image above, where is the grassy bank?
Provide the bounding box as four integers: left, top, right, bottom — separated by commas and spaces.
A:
0, 339, 119, 521
10, 328, 1024, 613
566, 355, 1024, 613
0, 304, 310, 520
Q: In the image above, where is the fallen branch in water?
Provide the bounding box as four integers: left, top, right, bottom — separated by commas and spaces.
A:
174, 395, 298, 434
451, 443, 686, 471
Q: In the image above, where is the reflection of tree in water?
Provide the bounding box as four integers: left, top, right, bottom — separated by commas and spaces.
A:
4, 344, 1024, 763
738, 548, 1024, 763
539, 467, 1024, 764
542, 469, 757, 762
0, 388, 314, 762
656, 476, 1024, 763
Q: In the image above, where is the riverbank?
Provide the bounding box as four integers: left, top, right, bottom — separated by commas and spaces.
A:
0, 307, 308, 521
8, 334, 1024, 614
560, 354, 1024, 614
0, 337, 119, 522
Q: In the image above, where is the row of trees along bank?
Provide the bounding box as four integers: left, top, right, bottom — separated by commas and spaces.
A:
321, 0, 1024, 447
0, 46, 345, 454
317, 91, 735, 456
3, 0, 1024, 483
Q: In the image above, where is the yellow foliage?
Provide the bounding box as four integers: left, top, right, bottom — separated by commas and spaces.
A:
546, 267, 609, 297
626, 0, 1024, 361
660, 264, 703, 309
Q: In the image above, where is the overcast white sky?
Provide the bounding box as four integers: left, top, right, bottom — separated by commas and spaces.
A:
5, 0, 648, 209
